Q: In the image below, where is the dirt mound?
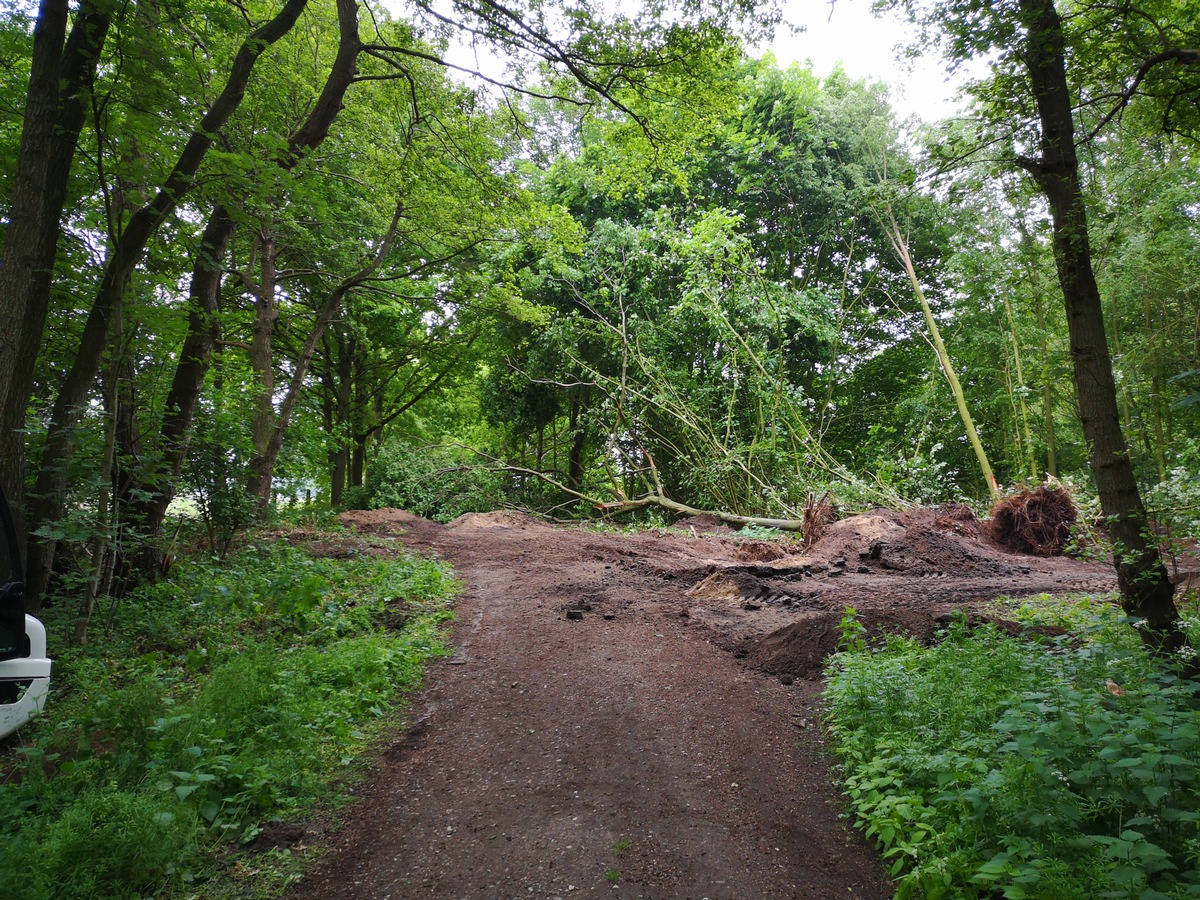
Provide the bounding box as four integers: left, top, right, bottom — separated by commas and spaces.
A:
806, 506, 1017, 577
447, 509, 543, 530
933, 502, 988, 539
688, 571, 774, 602
731, 539, 792, 562
672, 513, 734, 534
745, 610, 1067, 678
990, 486, 1076, 556
878, 521, 1018, 577
338, 508, 432, 530
742, 611, 933, 678
814, 508, 907, 552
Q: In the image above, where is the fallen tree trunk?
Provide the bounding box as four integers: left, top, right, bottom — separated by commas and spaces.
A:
494, 463, 805, 532
594, 495, 803, 531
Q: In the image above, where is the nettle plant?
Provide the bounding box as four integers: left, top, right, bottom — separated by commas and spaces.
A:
826, 610, 1200, 899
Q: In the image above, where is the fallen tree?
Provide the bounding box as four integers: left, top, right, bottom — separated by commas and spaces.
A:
494, 462, 806, 531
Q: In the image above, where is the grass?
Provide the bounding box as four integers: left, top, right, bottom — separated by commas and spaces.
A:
824, 597, 1200, 899
0, 532, 456, 899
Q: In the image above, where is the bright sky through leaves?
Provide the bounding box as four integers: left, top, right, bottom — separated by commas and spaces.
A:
389, 0, 969, 123
766, 0, 968, 122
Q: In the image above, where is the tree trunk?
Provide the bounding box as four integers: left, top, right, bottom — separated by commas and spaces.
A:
324, 329, 354, 505
351, 439, 366, 489
242, 0, 363, 513
1034, 293, 1059, 478
1002, 295, 1038, 482
75, 295, 122, 646
24, 0, 309, 609
567, 394, 589, 492
1146, 298, 1167, 482
245, 231, 280, 512
882, 212, 1000, 499
127, 205, 236, 574
0, 2, 111, 571
1017, 0, 1183, 654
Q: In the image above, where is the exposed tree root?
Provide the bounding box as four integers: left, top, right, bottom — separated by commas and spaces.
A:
800, 491, 836, 549
989, 486, 1076, 556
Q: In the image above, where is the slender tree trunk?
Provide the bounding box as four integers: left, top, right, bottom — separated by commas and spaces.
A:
330, 330, 355, 503
246, 230, 280, 512
1002, 295, 1038, 482
1146, 298, 1167, 481
350, 440, 366, 489
242, 0, 363, 513
106, 339, 143, 600
1017, 0, 1183, 654
1110, 292, 1134, 430
882, 212, 1000, 498
330, 449, 348, 505
75, 297, 122, 646
1034, 293, 1059, 478
127, 205, 236, 573
567, 395, 588, 493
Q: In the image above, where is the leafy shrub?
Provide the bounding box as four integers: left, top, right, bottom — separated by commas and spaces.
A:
351, 439, 506, 522
826, 607, 1200, 898
184, 402, 257, 556
1, 790, 200, 900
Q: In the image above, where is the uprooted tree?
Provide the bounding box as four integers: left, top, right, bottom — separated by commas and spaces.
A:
884, 0, 1196, 656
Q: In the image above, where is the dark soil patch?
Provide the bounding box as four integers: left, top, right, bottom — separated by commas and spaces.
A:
248, 820, 307, 852
742, 609, 1070, 679
285, 506, 1116, 899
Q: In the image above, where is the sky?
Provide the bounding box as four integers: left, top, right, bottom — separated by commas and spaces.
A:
761, 1, 967, 123
387, 0, 975, 124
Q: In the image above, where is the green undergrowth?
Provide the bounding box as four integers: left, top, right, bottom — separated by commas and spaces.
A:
0, 535, 456, 899
825, 596, 1200, 899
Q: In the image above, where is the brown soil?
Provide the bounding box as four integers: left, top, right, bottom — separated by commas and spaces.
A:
288, 506, 1116, 899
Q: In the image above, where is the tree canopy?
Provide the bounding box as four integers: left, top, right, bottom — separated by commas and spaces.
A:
0, 0, 1197, 650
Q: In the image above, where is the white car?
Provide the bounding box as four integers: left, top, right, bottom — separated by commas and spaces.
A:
0, 488, 52, 740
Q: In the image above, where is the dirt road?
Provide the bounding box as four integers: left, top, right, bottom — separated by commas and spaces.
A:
289, 508, 1115, 899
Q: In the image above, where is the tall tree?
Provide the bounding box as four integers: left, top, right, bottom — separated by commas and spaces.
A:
24, 0, 310, 609
0, 1, 110, 544
885, 0, 1193, 653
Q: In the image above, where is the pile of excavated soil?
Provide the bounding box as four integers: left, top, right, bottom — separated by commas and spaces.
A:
670, 513, 736, 534
446, 510, 544, 530
806, 505, 1027, 577
339, 508, 431, 530
662, 503, 1115, 679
